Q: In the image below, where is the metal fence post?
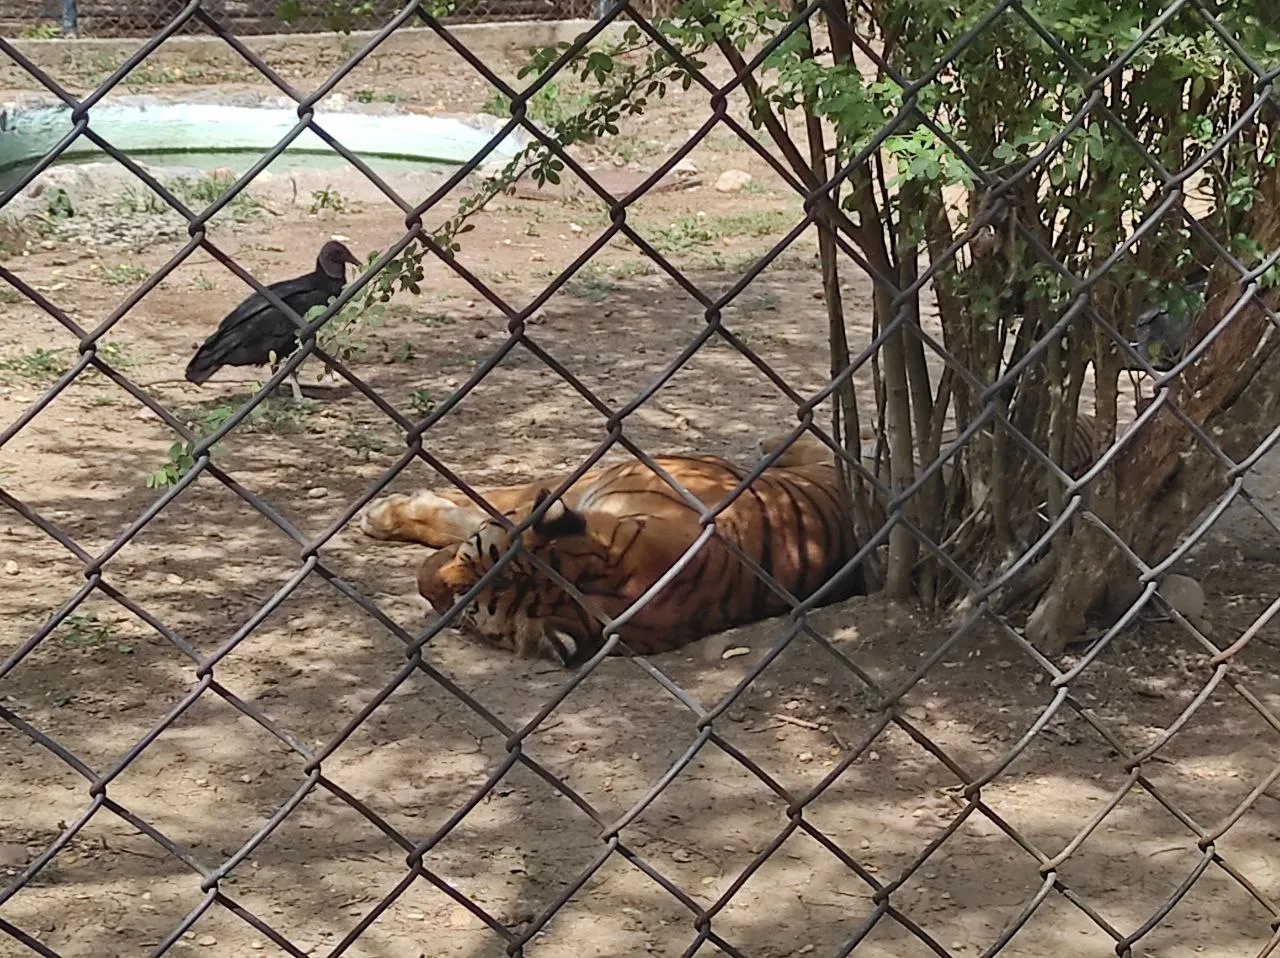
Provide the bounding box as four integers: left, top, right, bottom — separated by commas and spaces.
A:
61, 0, 78, 37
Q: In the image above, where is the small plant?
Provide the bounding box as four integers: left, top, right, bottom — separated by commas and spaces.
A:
604, 258, 658, 278
646, 216, 720, 254
481, 81, 588, 128
353, 89, 402, 104
312, 248, 387, 374
412, 312, 456, 327
309, 186, 351, 215
390, 341, 415, 363
146, 441, 198, 489
97, 263, 151, 287
171, 172, 261, 222
341, 422, 391, 460
92, 340, 140, 372
58, 613, 118, 648
409, 388, 435, 415
564, 274, 616, 303
127, 57, 205, 85
119, 185, 169, 215
278, 0, 379, 33
44, 187, 74, 222
192, 273, 215, 291
20, 21, 62, 39
0, 346, 70, 383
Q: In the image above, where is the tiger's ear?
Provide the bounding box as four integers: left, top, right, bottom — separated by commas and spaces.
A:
531, 487, 587, 538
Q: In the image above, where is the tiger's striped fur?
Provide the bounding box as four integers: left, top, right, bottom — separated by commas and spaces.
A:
360, 434, 865, 667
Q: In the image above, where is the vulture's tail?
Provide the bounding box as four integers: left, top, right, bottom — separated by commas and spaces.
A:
185, 338, 224, 385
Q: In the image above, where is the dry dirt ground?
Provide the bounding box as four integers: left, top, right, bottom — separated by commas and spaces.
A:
2, 24, 1280, 958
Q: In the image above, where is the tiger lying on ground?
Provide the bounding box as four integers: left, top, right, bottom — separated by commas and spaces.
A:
359, 433, 867, 667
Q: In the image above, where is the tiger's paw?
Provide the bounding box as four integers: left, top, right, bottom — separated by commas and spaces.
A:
359, 490, 462, 545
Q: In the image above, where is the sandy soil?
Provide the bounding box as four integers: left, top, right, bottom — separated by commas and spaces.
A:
2, 25, 1280, 958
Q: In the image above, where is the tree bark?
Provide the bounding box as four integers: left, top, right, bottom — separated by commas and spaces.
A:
1025, 165, 1280, 654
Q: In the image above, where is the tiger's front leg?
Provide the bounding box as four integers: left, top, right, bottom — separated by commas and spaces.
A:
360, 472, 592, 547
359, 489, 489, 547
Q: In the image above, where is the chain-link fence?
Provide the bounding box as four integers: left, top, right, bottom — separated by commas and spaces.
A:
3, 0, 1280, 956
5, 0, 682, 38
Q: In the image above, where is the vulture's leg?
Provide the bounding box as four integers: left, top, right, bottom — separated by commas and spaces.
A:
287, 370, 304, 403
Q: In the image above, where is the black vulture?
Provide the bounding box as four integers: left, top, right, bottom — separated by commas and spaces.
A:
184, 240, 361, 401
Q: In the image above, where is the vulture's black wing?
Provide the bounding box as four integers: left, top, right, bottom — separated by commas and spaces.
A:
185, 271, 338, 383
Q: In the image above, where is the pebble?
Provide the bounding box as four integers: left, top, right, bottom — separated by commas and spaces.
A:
1158, 573, 1205, 621
165, 573, 183, 585
904, 706, 928, 721
720, 646, 751, 660
672, 848, 692, 863
3, 561, 17, 576
307, 486, 328, 499
197, 935, 217, 947
714, 169, 753, 192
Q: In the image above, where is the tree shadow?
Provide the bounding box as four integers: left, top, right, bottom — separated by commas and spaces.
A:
2, 273, 1278, 957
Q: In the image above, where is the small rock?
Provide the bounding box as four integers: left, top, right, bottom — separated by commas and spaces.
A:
904, 706, 928, 721
672, 158, 700, 176
720, 646, 751, 660
165, 573, 183, 585
797, 752, 814, 763
3, 561, 18, 576
714, 169, 753, 193
197, 935, 217, 947
307, 486, 328, 499
0, 843, 26, 866
40, 240, 56, 251
672, 848, 692, 863
1158, 573, 1205, 622
529, 252, 545, 262
569, 223, 583, 233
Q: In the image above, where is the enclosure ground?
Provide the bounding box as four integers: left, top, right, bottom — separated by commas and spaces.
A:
2, 27, 1280, 958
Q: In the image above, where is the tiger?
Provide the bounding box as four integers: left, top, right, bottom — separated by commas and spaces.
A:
358, 432, 866, 667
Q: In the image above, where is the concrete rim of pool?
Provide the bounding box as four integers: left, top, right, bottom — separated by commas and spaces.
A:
0, 95, 530, 181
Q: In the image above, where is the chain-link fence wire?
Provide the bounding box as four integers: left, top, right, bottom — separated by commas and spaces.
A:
7, 0, 683, 38
2, 0, 1280, 955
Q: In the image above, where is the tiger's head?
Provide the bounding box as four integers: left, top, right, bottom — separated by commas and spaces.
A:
417, 488, 607, 668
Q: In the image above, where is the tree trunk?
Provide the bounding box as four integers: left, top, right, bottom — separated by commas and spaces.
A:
1024, 165, 1280, 654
